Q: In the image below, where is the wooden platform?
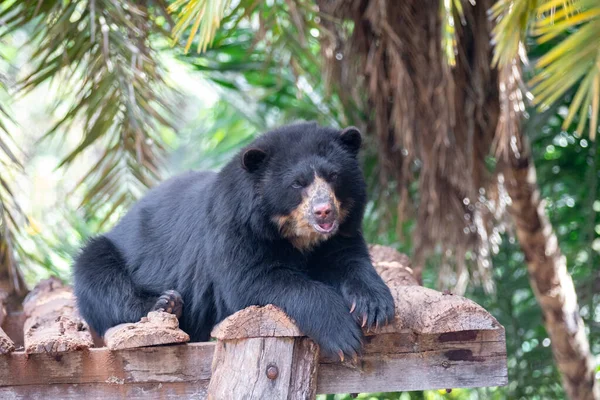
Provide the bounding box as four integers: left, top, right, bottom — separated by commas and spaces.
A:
0, 246, 507, 399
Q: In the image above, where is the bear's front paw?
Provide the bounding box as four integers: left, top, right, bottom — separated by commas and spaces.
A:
341, 280, 395, 330
151, 290, 184, 318
313, 310, 363, 361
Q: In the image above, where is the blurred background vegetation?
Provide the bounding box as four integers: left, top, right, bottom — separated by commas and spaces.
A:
1, 0, 599, 399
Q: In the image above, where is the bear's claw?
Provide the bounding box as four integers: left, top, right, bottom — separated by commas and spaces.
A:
152, 290, 184, 319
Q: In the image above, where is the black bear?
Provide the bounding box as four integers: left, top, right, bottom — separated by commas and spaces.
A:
73, 122, 395, 358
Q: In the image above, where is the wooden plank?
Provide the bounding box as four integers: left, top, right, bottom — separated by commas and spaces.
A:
0, 381, 209, 400
0, 343, 215, 387
0, 330, 507, 393
318, 332, 508, 393
104, 311, 189, 350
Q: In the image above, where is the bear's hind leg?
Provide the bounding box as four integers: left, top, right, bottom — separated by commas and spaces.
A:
73, 236, 159, 336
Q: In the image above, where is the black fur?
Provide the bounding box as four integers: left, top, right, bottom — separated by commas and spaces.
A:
73, 122, 395, 357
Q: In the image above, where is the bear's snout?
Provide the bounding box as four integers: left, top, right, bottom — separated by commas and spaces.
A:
307, 176, 339, 232
311, 199, 337, 233
312, 201, 332, 219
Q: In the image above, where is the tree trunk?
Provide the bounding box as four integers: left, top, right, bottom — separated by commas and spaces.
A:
316, 0, 598, 398
502, 142, 599, 400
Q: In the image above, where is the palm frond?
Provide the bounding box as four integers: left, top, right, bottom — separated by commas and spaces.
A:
169, 0, 231, 53
530, 0, 600, 139
0, 63, 27, 296
441, 0, 465, 66
492, 0, 600, 139
0, 0, 177, 221
490, 0, 540, 66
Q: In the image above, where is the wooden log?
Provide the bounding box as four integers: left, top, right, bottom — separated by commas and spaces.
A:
104, 311, 190, 350
0, 328, 14, 355
2, 311, 25, 348
374, 285, 501, 335
370, 245, 419, 286
0, 290, 15, 354
369, 244, 412, 265
22, 277, 93, 354
210, 304, 302, 339
208, 305, 319, 400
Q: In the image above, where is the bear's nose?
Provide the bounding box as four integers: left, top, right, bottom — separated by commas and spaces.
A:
313, 202, 332, 219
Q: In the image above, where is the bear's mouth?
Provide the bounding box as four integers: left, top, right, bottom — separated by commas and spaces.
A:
313, 221, 338, 234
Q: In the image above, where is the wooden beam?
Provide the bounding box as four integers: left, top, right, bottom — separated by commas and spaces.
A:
0, 343, 214, 386
319, 330, 507, 393
0, 381, 210, 399
0, 329, 506, 394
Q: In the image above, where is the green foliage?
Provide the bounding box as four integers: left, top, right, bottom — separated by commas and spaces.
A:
492, 0, 600, 139
169, 100, 260, 173
177, 0, 351, 127
169, 0, 231, 53
0, 0, 177, 226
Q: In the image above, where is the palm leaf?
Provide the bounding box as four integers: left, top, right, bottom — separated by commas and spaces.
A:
0, 0, 177, 219
0, 50, 27, 295
492, 0, 600, 138
530, 0, 600, 138
169, 0, 231, 53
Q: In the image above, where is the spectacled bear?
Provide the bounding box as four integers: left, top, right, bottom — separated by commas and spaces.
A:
73, 122, 395, 358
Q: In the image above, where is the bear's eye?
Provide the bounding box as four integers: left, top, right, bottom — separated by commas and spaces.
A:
329, 172, 338, 182
291, 180, 305, 189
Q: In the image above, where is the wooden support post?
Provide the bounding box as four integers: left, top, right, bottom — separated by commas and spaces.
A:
104, 310, 190, 350
22, 277, 93, 354
207, 304, 319, 400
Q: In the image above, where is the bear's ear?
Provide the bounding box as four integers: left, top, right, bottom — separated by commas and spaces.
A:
242, 148, 268, 172
339, 126, 362, 155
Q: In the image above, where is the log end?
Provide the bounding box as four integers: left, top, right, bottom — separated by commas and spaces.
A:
104, 311, 190, 350
211, 304, 303, 340
0, 328, 15, 354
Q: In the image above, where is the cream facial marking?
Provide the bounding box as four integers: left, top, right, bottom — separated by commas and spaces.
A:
274, 174, 349, 251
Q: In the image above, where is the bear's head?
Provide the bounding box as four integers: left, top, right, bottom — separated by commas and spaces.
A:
240, 122, 366, 251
